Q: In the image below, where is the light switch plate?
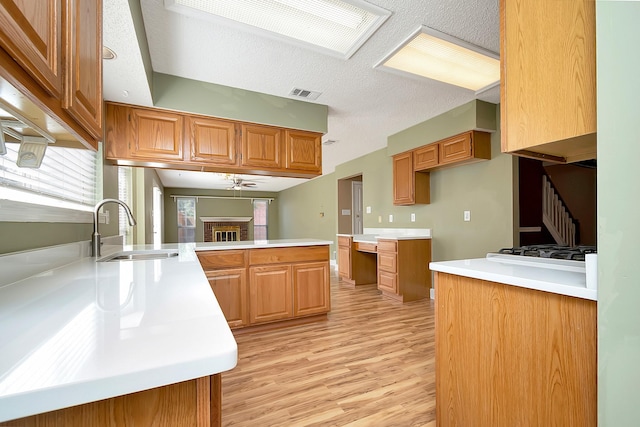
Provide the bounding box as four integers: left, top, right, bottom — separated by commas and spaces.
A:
411, 213, 416, 222
388, 214, 393, 223
464, 210, 471, 222
366, 206, 372, 214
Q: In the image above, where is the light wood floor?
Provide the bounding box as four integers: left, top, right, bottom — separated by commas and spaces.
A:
221, 267, 436, 426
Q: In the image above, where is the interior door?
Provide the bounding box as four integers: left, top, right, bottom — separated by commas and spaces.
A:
352, 181, 363, 234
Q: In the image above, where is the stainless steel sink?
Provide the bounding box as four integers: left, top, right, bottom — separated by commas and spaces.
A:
98, 250, 179, 262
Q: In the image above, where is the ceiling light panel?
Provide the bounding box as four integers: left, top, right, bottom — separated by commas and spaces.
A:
376, 26, 500, 92
165, 0, 391, 58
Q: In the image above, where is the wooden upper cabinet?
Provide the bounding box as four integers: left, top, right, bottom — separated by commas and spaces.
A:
241, 124, 282, 169
0, 1, 63, 97
438, 131, 490, 166
62, 0, 102, 140
500, 0, 596, 162
285, 130, 322, 173
414, 144, 438, 171
393, 152, 429, 206
188, 116, 238, 165
130, 108, 184, 161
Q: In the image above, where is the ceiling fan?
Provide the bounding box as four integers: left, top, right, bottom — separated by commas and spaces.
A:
225, 174, 257, 190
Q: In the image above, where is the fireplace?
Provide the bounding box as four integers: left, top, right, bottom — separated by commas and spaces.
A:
201, 217, 251, 242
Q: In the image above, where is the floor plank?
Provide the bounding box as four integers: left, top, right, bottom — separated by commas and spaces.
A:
222, 267, 435, 426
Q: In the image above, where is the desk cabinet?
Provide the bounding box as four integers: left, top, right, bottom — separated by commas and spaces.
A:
377, 239, 431, 302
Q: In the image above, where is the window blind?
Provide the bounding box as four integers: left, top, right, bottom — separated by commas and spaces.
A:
0, 142, 97, 210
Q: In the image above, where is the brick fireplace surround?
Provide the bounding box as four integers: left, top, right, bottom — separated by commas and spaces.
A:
201, 217, 252, 242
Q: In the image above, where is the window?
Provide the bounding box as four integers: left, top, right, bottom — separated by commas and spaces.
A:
117, 167, 133, 245
253, 199, 269, 241
0, 143, 97, 222
177, 197, 196, 243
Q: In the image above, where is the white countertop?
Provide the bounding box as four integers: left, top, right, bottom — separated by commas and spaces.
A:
429, 254, 597, 301
0, 238, 333, 422
338, 228, 431, 243
0, 242, 234, 422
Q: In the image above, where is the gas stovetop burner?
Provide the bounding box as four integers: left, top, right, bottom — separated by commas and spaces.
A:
498, 245, 596, 261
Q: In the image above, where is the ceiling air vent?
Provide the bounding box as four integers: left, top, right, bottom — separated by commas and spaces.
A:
289, 87, 322, 101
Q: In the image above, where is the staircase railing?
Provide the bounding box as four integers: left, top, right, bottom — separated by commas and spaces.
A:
542, 175, 577, 247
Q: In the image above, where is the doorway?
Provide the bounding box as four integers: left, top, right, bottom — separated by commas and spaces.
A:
337, 175, 363, 234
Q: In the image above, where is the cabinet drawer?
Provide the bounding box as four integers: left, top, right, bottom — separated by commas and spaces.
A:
250, 246, 329, 265
378, 271, 397, 293
197, 250, 246, 270
378, 252, 397, 273
354, 242, 377, 253
337, 236, 352, 248
377, 240, 397, 253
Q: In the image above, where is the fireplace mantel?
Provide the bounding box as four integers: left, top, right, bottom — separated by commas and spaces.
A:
200, 217, 252, 223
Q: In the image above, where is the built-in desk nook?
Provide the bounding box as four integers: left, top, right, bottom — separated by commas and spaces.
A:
337, 229, 432, 302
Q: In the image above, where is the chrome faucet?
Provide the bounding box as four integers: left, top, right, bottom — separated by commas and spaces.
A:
92, 198, 137, 257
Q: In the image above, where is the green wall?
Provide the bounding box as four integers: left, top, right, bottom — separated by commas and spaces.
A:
0, 223, 93, 254
153, 73, 328, 133
279, 103, 514, 263
596, 1, 640, 424
277, 173, 338, 256
164, 188, 280, 243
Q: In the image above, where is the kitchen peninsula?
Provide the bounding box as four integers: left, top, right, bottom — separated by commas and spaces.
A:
0, 238, 330, 426
430, 255, 597, 426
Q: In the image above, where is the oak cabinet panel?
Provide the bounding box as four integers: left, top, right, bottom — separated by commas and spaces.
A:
393, 152, 430, 206
414, 144, 438, 171
285, 129, 322, 173
62, 0, 102, 139
292, 261, 330, 317
205, 268, 248, 329
249, 265, 292, 324
377, 238, 431, 302
0, 375, 222, 427
439, 132, 473, 165
241, 124, 282, 169
337, 245, 351, 279
500, 0, 596, 162
377, 271, 397, 294
130, 108, 184, 161
435, 272, 596, 426
188, 116, 238, 165
0, 0, 62, 97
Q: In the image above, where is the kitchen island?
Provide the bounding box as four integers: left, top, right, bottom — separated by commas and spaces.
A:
0, 238, 329, 425
430, 255, 597, 426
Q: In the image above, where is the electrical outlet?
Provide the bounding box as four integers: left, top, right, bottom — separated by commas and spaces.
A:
411, 213, 416, 222
464, 210, 471, 222
378, 215, 382, 223
389, 214, 393, 223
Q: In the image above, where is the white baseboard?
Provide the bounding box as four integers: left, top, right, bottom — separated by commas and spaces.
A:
430, 287, 435, 300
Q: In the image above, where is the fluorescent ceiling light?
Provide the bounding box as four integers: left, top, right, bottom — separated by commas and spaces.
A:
376, 26, 500, 92
165, 0, 391, 58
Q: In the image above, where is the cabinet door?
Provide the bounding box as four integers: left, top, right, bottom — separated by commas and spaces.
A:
0, 1, 62, 97
293, 261, 330, 317
130, 108, 184, 161
501, 0, 596, 154
439, 132, 472, 165
393, 152, 414, 205
63, 0, 102, 139
337, 245, 351, 279
188, 116, 238, 165
414, 144, 438, 171
206, 268, 248, 329
285, 130, 321, 173
249, 265, 292, 324
378, 271, 397, 294
241, 124, 282, 169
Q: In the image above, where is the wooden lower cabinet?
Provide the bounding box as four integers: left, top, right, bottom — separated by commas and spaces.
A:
337, 235, 377, 286
0, 375, 222, 427
249, 264, 293, 324
293, 261, 330, 316
205, 268, 248, 328
435, 272, 596, 426
377, 239, 431, 302
198, 245, 330, 330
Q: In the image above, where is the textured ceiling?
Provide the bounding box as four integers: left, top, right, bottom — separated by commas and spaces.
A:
102, 0, 500, 191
